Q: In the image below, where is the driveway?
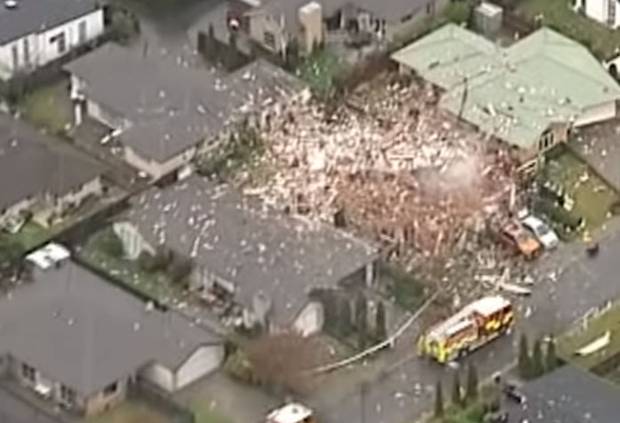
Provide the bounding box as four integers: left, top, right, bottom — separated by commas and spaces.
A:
308, 220, 620, 423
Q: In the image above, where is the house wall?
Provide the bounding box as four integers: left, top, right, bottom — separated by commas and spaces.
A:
0, 8, 104, 80
85, 97, 130, 131
385, 0, 448, 43
56, 176, 103, 211
140, 363, 175, 392
293, 301, 324, 336
574, 101, 617, 127
580, 0, 613, 26
175, 345, 225, 390
123, 145, 197, 180
248, 10, 289, 54
83, 379, 128, 416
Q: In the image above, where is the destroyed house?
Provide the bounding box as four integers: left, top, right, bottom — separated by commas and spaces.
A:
0, 113, 104, 228
64, 44, 306, 180
0, 259, 224, 416
113, 175, 378, 335
507, 365, 620, 423
391, 24, 620, 170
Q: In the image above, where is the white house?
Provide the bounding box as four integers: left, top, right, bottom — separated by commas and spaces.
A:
113, 176, 379, 336
575, 0, 620, 28
0, 112, 105, 228
64, 44, 307, 180
0, 255, 224, 416
0, 0, 104, 80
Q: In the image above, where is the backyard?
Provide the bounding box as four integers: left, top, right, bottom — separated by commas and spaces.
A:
87, 401, 170, 423
19, 80, 73, 136
0, 221, 50, 253
516, 0, 620, 59
542, 148, 619, 234
80, 228, 185, 304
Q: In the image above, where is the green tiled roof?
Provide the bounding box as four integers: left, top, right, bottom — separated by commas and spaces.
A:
391, 24, 620, 150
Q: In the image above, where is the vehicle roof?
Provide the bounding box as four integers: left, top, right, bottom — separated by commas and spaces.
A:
267, 403, 313, 423
466, 295, 512, 316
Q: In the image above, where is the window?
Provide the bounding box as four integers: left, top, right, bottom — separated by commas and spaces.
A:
21, 363, 36, 383
538, 130, 554, 151
78, 21, 87, 44
23, 38, 30, 66
60, 384, 76, 404
426, 1, 435, 15
11, 44, 19, 70
263, 31, 276, 49
50, 32, 66, 54
103, 381, 118, 396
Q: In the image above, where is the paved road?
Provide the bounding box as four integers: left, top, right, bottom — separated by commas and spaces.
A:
311, 225, 620, 423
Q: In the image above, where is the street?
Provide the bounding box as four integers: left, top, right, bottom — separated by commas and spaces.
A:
310, 223, 620, 423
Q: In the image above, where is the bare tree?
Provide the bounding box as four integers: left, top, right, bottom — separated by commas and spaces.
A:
245, 332, 326, 394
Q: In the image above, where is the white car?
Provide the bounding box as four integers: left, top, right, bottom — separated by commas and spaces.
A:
521, 215, 559, 250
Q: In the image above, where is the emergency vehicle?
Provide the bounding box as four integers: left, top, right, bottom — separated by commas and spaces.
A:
417, 295, 514, 364
265, 403, 316, 423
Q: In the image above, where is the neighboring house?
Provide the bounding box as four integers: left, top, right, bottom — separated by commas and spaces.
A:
64, 44, 307, 180
0, 0, 104, 80
391, 24, 620, 171
575, 0, 620, 28
113, 175, 378, 336
507, 364, 620, 422
0, 249, 224, 417
0, 113, 104, 228
234, 0, 449, 55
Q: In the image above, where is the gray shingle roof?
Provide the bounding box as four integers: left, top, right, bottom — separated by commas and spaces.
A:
0, 386, 61, 423
0, 261, 221, 396
124, 175, 378, 326
64, 45, 305, 162
0, 0, 100, 45
508, 365, 620, 423
0, 113, 103, 212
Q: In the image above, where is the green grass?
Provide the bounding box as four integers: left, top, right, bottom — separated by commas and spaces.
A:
19, 82, 72, 136
380, 263, 426, 311
557, 301, 620, 370
191, 403, 234, 423
81, 229, 182, 304
87, 401, 170, 423
544, 150, 618, 233
0, 221, 50, 252
517, 0, 620, 59
297, 49, 346, 97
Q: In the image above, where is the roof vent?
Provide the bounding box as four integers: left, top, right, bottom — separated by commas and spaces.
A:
4, 0, 18, 9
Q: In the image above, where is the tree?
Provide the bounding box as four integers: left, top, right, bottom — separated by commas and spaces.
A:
375, 301, 387, 342
465, 363, 479, 403
355, 293, 368, 349
518, 333, 532, 379
546, 338, 559, 372
531, 339, 544, 378
245, 332, 325, 394
434, 380, 444, 418
451, 371, 462, 407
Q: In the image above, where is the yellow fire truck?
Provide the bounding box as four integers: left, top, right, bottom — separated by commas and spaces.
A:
417, 296, 514, 364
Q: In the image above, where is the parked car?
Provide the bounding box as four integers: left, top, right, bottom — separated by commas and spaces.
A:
521, 215, 559, 250
500, 221, 542, 259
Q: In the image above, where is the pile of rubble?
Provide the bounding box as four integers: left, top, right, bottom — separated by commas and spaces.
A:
243, 73, 520, 269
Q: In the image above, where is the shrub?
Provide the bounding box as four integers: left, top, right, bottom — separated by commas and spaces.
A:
99, 230, 124, 258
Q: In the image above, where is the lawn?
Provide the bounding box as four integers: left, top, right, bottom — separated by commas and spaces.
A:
296, 49, 347, 97
80, 228, 183, 304
19, 81, 73, 136
543, 149, 619, 233
0, 221, 50, 251
191, 403, 234, 423
517, 0, 620, 59
87, 401, 170, 423
557, 300, 620, 371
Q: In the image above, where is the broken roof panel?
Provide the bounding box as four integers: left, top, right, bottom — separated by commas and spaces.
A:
392, 24, 620, 150
123, 175, 378, 325
0, 260, 221, 396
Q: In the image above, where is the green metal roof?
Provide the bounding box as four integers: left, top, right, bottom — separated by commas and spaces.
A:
392, 25, 620, 150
